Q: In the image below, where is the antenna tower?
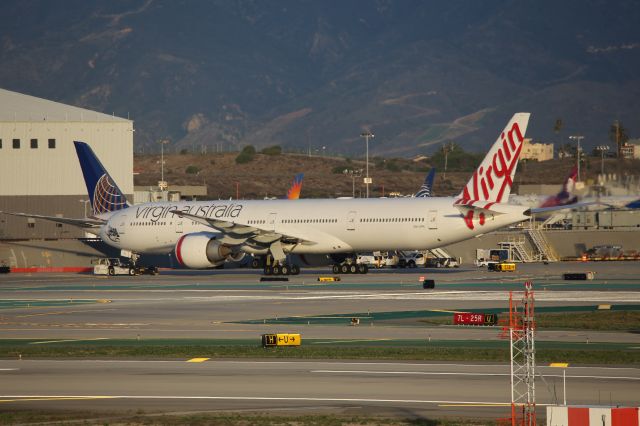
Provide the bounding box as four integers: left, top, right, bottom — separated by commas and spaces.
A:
500, 281, 536, 425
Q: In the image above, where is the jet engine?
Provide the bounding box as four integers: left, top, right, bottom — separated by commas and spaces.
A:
175, 232, 232, 269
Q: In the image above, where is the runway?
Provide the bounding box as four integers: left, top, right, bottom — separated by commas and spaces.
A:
0, 359, 638, 418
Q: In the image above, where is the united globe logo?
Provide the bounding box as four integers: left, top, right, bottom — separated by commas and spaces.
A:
93, 174, 127, 214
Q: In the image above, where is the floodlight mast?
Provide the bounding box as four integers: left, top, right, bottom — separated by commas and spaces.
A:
360, 131, 374, 198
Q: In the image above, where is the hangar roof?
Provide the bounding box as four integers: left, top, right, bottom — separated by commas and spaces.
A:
0, 88, 131, 123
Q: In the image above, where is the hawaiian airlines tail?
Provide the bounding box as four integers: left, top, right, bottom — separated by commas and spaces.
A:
456, 113, 530, 207
74, 141, 129, 216
539, 166, 578, 208
286, 173, 304, 200
415, 168, 435, 197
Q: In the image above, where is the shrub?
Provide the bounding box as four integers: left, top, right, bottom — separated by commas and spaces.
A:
180, 148, 189, 155
185, 165, 200, 174
261, 145, 282, 156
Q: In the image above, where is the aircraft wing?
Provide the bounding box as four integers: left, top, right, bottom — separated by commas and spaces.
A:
169, 209, 322, 260
0, 211, 105, 228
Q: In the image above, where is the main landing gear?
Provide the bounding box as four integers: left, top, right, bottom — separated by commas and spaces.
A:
332, 260, 368, 274
262, 255, 300, 276
263, 262, 300, 276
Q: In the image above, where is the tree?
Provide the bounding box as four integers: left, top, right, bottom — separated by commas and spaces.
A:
609, 120, 629, 157
185, 165, 200, 174
235, 145, 256, 164
553, 118, 563, 134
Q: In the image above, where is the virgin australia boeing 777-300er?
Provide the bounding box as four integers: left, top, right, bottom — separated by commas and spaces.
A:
5, 113, 564, 275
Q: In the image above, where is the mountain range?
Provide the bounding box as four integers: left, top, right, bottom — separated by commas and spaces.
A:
1, 0, 639, 156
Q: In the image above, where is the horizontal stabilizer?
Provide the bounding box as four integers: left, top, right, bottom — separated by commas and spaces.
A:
0, 211, 105, 228
528, 201, 598, 215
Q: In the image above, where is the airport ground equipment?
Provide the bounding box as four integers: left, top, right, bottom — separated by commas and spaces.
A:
92, 258, 135, 276
261, 333, 301, 347
500, 282, 536, 426
0, 265, 9, 273
92, 258, 157, 276
489, 262, 516, 272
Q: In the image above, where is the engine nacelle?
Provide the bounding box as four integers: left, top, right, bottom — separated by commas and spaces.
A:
175, 232, 232, 269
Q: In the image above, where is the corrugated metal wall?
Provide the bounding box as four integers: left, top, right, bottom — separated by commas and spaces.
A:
0, 121, 133, 195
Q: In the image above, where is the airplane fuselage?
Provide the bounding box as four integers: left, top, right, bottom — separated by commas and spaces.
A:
100, 197, 528, 255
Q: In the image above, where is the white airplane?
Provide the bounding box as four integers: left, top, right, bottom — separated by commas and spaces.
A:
4, 113, 554, 275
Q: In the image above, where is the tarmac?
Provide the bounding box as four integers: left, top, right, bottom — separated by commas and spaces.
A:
0, 261, 639, 419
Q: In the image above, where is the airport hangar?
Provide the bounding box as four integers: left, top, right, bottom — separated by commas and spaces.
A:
0, 88, 133, 240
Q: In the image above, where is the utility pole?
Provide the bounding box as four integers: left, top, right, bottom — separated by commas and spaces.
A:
614, 120, 621, 157
442, 142, 455, 181
158, 139, 170, 190
569, 136, 584, 182
360, 131, 374, 198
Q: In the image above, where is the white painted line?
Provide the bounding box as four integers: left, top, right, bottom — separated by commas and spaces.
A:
0, 369, 19, 371
0, 394, 552, 406
311, 339, 391, 344
312, 370, 640, 381
29, 338, 110, 345
313, 370, 508, 377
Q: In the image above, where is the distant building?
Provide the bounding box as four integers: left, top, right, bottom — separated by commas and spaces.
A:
620, 139, 640, 160
519, 138, 554, 162
0, 88, 133, 239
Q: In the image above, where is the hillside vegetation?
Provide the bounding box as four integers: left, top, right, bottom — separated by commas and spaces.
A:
134, 151, 639, 200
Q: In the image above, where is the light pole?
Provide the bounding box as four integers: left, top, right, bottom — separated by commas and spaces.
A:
158, 139, 169, 190
595, 145, 610, 177
343, 168, 363, 198
442, 142, 455, 181
360, 131, 374, 198
569, 136, 584, 182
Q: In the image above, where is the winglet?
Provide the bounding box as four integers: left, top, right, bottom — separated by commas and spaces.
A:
455, 113, 530, 208
74, 141, 128, 215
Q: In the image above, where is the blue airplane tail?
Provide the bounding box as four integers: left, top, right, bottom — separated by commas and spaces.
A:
74, 141, 128, 216
415, 168, 436, 198
626, 199, 640, 209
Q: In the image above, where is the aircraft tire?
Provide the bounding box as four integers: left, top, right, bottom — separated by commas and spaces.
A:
358, 264, 367, 274
408, 260, 416, 268
272, 265, 281, 275
128, 268, 135, 276
108, 267, 115, 276
340, 264, 349, 274
291, 264, 300, 275
280, 264, 289, 275
332, 264, 340, 274
349, 264, 357, 274
251, 258, 260, 269
263, 266, 272, 276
